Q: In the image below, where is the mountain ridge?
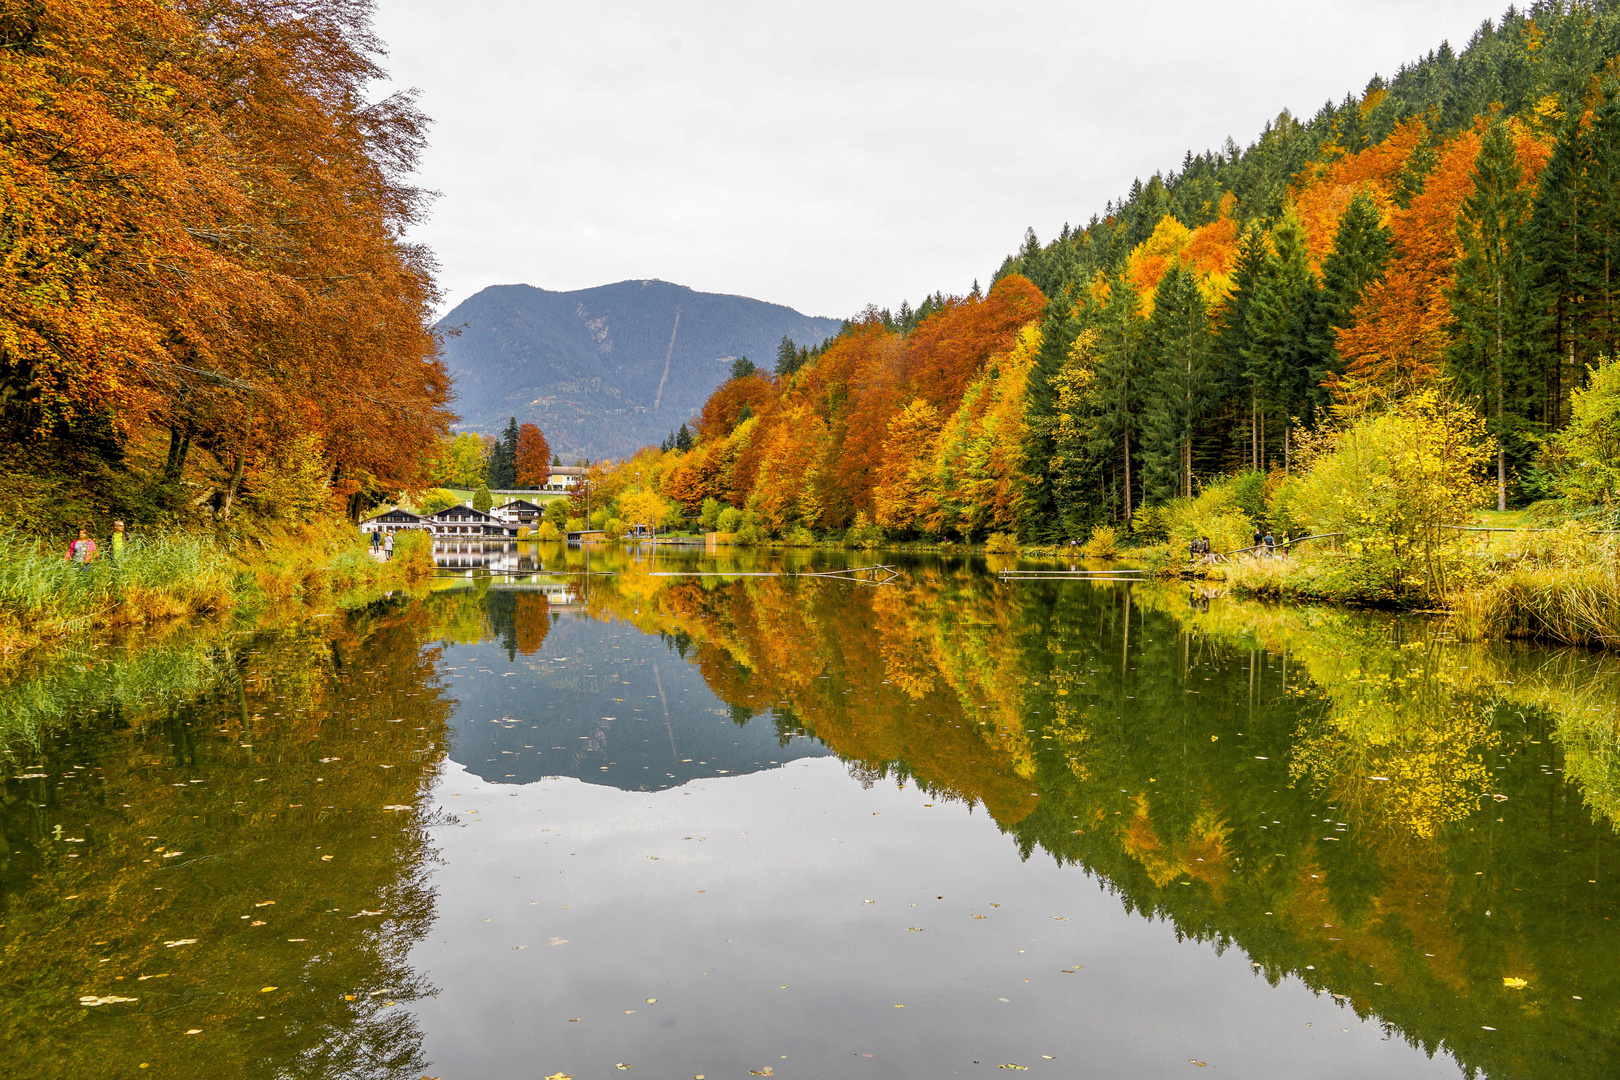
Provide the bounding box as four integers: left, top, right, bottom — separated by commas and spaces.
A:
436, 279, 843, 460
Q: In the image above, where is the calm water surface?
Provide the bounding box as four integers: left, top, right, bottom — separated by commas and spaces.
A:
4, 544, 1620, 1078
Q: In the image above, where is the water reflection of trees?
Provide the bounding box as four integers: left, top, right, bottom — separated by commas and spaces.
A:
0, 597, 453, 1080
567, 560, 1620, 1080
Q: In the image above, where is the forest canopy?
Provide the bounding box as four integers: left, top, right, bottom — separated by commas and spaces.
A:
0, 0, 453, 531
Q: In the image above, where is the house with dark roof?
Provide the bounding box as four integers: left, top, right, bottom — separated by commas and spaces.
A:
427, 504, 511, 537
361, 508, 429, 534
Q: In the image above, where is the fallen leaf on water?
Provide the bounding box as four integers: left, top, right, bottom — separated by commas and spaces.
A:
906, 927, 924, 932
321, 855, 334, 861
163, 939, 197, 948
345, 995, 356, 1000
250, 920, 265, 927
1191, 1062, 1207, 1068
1482, 1026, 1497, 1031
646, 998, 657, 1003
998, 1066, 1028, 1071
255, 901, 275, 908
287, 938, 307, 942
972, 914, 987, 920
1042, 1056, 1055, 1060
382, 805, 412, 811
748, 1070, 774, 1076
1503, 977, 1528, 989
616, 1065, 632, 1071
185, 1029, 202, 1035
545, 1074, 571, 1080
547, 937, 569, 945
892, 1004, 904, 1008
79, 995, 138, 1006
513, 946, 526, 951
260, 986, 277, 993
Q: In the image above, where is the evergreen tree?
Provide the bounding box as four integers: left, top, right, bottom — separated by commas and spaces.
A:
1213, 224, 1269, 468
485, 417, 518, 489
1083, 275, 1145, 520
1321, 190, 1394, 329
1139, 266, 1213, 502
1242, 212, 1330, 469
674, 423, 694, 452
1450, 117, 1545, 509
473, 483, 492, 512
775, 336, 805, 377
1018, 286, 1086, 535
730, 356, 757, 381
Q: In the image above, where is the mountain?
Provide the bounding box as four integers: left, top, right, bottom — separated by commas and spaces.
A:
436, 279, 844, 460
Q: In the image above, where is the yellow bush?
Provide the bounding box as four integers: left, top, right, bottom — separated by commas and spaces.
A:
1079, 523, 1118, 558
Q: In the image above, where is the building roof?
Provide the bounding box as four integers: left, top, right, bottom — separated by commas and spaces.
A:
493, 499, 543, 512
428, 505, 497, 521
365, 508, 425, 523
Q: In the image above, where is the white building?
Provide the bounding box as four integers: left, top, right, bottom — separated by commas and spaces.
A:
361, 508, 429, 534
490, 499, 544, 526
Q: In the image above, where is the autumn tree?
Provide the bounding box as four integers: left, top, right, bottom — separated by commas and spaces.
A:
515, 423, 552, 488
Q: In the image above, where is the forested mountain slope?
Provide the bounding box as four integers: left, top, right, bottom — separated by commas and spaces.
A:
608, 0, 1620, 542
437, 280, 842, 460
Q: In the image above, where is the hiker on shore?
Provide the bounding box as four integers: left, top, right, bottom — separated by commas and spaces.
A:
110, 521, 126, 561
1263, 530, 1277, 555
384, 532, 395, 559
64, 528, 97, 566
370, 529, 381, 551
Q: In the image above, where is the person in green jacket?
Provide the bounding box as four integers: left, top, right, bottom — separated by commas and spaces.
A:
110, 521, 126, 561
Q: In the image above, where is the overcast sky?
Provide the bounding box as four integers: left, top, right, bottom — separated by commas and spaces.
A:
373, 0, 1507, 320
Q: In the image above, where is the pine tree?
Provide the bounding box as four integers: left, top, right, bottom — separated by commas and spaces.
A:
1083, 275, 1145, 520
486, 416, 518, 488
1449, 117, 1545, 509
675, 423, 694, 452
1139, 266, 1213, 501
775, 336, 804, 378
1242, 212, 1330, 470
730, 356, 757, 381
1321, 190, 1394, 329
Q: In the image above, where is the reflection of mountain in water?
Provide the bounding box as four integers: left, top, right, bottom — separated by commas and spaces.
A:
439, 614, 830, 789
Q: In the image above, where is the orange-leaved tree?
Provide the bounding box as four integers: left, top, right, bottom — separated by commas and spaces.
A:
516, 424, 552, 487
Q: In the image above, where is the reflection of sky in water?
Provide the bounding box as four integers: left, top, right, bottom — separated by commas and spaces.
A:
412, 762, 1455, 1080
414, 591, 1459, 1079
442, 616, 831, 789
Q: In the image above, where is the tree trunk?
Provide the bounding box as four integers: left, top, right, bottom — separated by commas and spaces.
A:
219, 452, 246, 519
165, 423, 194, 481
1122, 426, 1132, 521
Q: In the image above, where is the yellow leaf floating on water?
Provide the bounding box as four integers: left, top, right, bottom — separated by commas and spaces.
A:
546, 1074, 572, 1080
261, 986, 277, 993
616, 1065, 632, 1071
1191, 1061, 1208, 1068
748, 1070, 774, 1077
185, 1029, 202, 1035
1503, 977, 1528, 989
163, 939, 197, 948
998, 1066, 1028, 1071
79, 995, 138, 1006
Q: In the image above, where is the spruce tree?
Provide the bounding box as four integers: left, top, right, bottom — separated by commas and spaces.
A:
1450, 117, 1545, 509
1321, 190, 1393, 329
1241, 212, 1330, 470
1083, 275, 1145, 520
1139, 266, 1213, 502
486, 417, 518, 489
675, 423, 694, 452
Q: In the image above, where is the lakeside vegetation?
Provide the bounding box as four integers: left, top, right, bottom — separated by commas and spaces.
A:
518, 3, 1620, 647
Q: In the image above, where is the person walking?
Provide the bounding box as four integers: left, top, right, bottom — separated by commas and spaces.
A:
64, 528, 97, 567
383, 532, 395, 559
1263, 530, 1277, 555
110, 521, 126, 561
370, 529, 381, 551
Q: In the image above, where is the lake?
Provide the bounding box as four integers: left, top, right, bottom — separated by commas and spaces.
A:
4, 544, 1619, 1079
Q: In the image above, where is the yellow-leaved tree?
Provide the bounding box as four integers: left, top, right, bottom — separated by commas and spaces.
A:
1276, 389, 1492, 600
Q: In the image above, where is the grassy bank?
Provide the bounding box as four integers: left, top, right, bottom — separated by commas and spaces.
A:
0, 523, 434, 656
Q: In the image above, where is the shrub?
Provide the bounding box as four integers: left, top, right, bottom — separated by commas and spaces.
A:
604, 517, 625, 540
565, 516, 585, 532
1273, 389, 1492, 601
716, 506, 742, 533
984, 532, 1018, 554
535, 521, 562, 542
543, 498, 569, 527
699, 497, 722, 531
472, 484, 492, 512
1079, 524, 1118, 558
846, 510, 884, 549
